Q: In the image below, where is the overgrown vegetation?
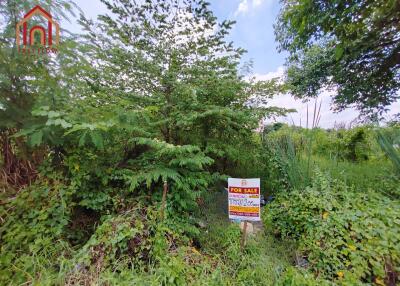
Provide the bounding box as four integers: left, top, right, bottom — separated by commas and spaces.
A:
262, 123, 400, 285
1, 0, 399, 285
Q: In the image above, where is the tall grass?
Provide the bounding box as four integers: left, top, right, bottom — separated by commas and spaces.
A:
265, 135, 310, 191
377, 130, 400, 174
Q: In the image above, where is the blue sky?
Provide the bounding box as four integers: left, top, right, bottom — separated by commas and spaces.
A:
62, 0, 399, 128
65, 0, 285, 75
210, 0, 286, 74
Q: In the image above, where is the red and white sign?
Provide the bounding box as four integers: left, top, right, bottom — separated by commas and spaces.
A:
228, 178, 261, 221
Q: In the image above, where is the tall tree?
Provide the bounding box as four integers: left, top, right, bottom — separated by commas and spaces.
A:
275, 0, 400, 116
80, 0, 286, 173
0, 0, 81, 186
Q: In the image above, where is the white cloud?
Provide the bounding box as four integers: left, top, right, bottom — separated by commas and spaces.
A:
252, 0, 264, 7
253, 66, 285, 81
234, 0, 266, 16
267, 89, 360, 129
254, 66, 400, 128
235, 0, 249, 16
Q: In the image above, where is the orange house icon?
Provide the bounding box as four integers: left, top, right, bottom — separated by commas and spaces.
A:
16, 5, 60, 48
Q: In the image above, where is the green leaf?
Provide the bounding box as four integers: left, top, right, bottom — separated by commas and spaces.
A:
90, 131, 104, 149
335, 45, 344, 60
60, 120, 72, 129
48, 111, 61, 118
29, 130, 43, 147
79, 131, 88, 147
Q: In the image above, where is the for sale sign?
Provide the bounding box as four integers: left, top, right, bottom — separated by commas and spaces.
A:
228, 178, 261, 221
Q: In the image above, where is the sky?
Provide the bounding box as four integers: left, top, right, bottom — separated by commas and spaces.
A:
62, 0, 399, 128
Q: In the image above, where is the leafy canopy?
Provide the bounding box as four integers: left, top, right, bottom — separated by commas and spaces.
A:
276, 0, 400, 116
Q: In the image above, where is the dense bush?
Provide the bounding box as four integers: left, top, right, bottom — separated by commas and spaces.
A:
263, 172, 400, 285
0, 174, 74, 284
264, 125, 375, 162
0, 176, 210, 285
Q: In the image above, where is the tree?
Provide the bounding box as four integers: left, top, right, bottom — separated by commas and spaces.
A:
79, 0, 287, 175
275, 0, 400, 116
0, 0, 81, 186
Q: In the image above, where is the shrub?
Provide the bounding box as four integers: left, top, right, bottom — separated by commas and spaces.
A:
0, 174, 75, 284
276, 267, 333, 286
342, 127, 372, 162
263, 172, 400, 284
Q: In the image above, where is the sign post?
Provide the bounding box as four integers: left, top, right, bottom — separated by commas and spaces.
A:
240, 221, 248, 251
228, 178, 261, 249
